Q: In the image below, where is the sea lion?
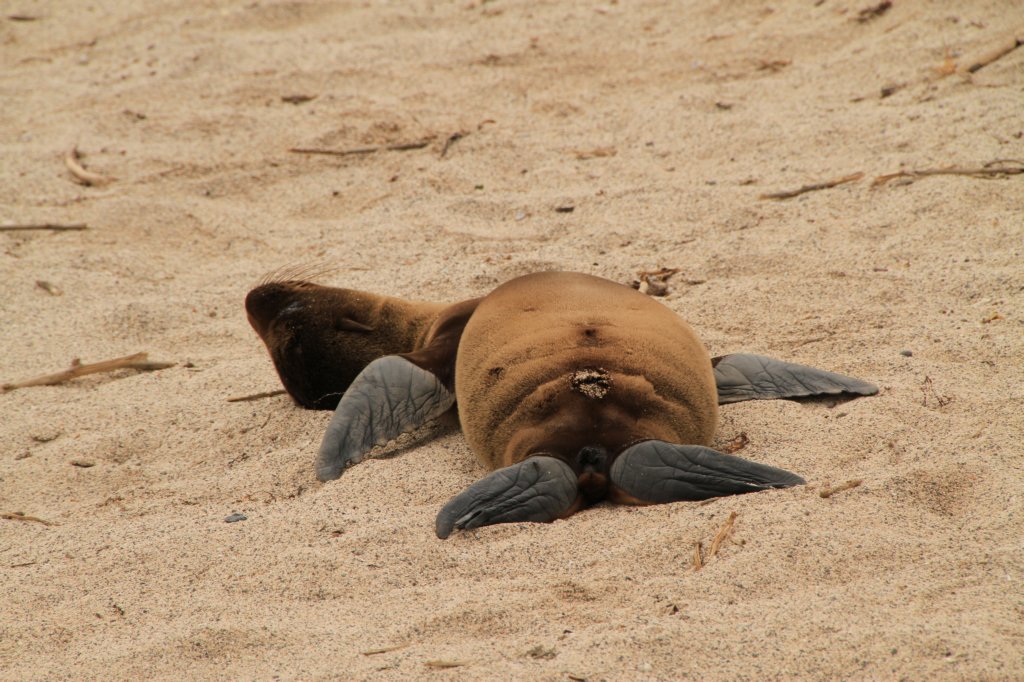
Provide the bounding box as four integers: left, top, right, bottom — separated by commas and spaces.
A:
245, 271, 878, 538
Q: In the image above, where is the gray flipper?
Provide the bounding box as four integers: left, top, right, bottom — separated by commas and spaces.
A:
713, 353, 878, 405
610, 440, 804, 504
435, 456, 578, 539
316, 355, 454, 482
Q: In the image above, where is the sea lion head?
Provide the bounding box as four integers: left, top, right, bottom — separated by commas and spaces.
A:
245, 276, 443, 409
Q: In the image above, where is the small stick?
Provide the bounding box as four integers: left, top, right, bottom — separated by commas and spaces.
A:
227, 389, 286, 403
35, 280, 62, 296
819, 479, 863, 498
440, 131, 467, 158
289, 139, 432, 157
760, 172, 864, 200
64, 147, 114, 186
855, 1, 892, 23
2, 352, 174, 393
424, 660, 466, 669
362, 644, 408, 656
0, 223, 88, 232
966, 36, 1023, 73
692, 541, 704, 571
707, 511, 738, 559
2, 512, 57, 526
872, 160, 1024, 186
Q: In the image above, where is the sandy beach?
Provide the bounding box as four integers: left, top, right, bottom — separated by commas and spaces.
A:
2, 1, 1022, 679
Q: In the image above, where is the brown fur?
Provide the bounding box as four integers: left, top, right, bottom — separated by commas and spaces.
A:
245, 279, 448, 409
455, 272, 718, 471
249, 271, 717, 507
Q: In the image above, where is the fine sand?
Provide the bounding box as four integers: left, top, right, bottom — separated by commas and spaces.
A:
2, 1, 1022, 679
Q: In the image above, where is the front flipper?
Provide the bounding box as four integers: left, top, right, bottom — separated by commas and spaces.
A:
610, 440, 804, 504
435, 456, 578, 539
712, 353, 878, 405
316, 356, 454, 481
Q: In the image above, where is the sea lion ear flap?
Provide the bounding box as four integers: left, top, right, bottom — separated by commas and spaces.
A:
712, 353, 879, 405
609, 441, 804, 504
315, 355, 455, 481
435, 457, 578, 539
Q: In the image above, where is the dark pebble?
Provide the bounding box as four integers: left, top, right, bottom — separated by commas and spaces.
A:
899, 350, 913, 357
224, 513, 247, 523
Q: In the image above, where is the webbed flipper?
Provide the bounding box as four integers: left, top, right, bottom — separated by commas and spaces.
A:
316, 356, 454, 481
713, 353, 878, 405
435, 456, 578, 539
609, 440, 804, 504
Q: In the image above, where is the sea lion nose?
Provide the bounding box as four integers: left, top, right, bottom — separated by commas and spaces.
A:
576, 445, 608, 472
245, 284, 294, 335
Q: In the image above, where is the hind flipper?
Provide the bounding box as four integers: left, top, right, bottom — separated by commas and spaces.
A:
435, 457, 578, 539
609, 440, 804, 504
712, 353, 878, 405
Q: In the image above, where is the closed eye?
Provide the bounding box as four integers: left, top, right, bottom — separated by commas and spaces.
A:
335, 317, 374, 333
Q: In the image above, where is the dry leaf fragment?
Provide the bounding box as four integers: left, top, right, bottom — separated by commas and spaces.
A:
573, 147, 616, 160
721, 432, 750, 454
981, 311, 1004, 324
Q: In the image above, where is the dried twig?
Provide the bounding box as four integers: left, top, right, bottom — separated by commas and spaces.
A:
227, 389, 286, 403
707, 512, 738, 559
289, 139, 432, 157
35, 280, 62, 296
692, 541, 704, 571
966, 36, 1023, 73
424, 660, 466, 669
0, 223, 88, 232
872, 160, 1024, 186
362, 644, 408, 656
573, 147, 616, 160
64, 147, 114, 186
2, 511, 57, 526
440, 131, 467, 158
2, 352, 174, 393
855, 1, 892, 23
819, 479, 863, 498
760, 172, 864, 200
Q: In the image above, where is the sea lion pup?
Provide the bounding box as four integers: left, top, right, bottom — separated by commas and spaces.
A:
246, 271, 877, 539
